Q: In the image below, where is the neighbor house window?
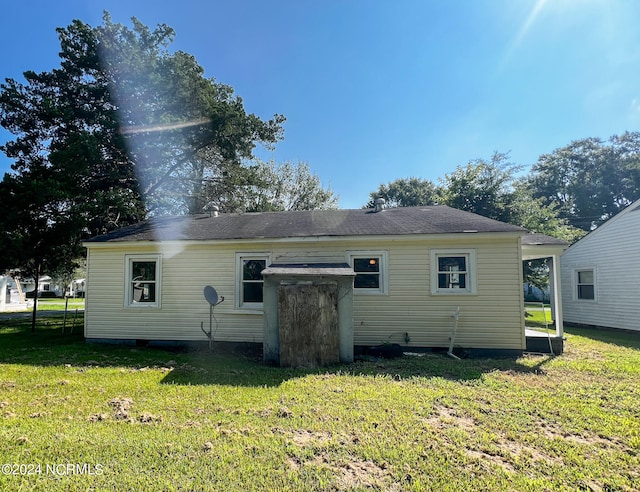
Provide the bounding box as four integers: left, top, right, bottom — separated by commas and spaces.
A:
125, 255, 162, 308
576, 269, 595, 300
236, 254, 269, 309
430, 249, 477, 294
347, 251, 388, 294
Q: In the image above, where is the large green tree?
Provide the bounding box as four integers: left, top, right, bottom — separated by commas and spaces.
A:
0, 13, 286, 329
364, 177, 438, 208
0, 13, 285, 229
364, 152, 583, 243
526, 132, 640, 230
234, 160, 339, 212
436, 152, 519, 223
436, 152, 584, 241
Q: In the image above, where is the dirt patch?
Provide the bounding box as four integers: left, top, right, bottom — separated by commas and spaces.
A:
502, 438, 564, 466
537, 421, 628, 450
291, 429, 333, 447
423, 407, 566, 471
334, 459, 387, 490
286, 449, 396, 490
276, 406, 294, 418
138, 412, 162, 424
423, 405, 476, 430
465, 449, 517, 473
108, 396, 134, 420
464, 437, 565, 474
88, 413, 107, 422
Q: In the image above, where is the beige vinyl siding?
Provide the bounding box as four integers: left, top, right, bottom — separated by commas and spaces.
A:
85, 244, 263, 343
85, 234, 525, 349
561, 206, 640, 332
351, 238, 524, 349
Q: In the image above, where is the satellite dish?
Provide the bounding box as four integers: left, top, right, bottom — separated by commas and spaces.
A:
204, 286, 219, 306
202, 286, 224, 351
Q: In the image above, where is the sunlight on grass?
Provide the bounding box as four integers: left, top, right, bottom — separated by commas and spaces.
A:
0, 316, 638, 491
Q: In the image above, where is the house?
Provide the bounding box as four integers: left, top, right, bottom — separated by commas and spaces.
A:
37, 276, 65, 297
68, 279, 86, 298
83, 205, 565, 361
560, 199, 640, 332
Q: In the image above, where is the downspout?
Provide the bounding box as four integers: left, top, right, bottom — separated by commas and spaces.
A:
550, 255, 564, 339
447, 307, 461, 359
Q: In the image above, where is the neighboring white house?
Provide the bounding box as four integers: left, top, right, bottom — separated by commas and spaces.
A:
560, 199, 640, 332
68, 279, 86, 298
83, 205, 564, 359
38, 276, 66, 297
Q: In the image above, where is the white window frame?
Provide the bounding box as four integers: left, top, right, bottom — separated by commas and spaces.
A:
124, 254, 162, 308
430, 249, 477, 295
236, 253, 270, 311
575, 268, 596, 301
347, 251, 388, 295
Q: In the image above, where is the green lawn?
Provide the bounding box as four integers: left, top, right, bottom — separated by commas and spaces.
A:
2, 298, 85, 313
36, 298, 85, 311
524, 304, 553, 330
0, 315, 638, 491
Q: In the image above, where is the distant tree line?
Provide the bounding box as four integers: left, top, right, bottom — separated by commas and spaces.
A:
366, 133, 640, 241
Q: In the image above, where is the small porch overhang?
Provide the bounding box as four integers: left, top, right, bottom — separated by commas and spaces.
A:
521, 234, 569, 352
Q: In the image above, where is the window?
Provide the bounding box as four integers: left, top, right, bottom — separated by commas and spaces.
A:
576, 269, 595, 300
430, 249, 477, 294
347, 251, 388, 294
125, 255, 162, 308
236, 254, 269, 309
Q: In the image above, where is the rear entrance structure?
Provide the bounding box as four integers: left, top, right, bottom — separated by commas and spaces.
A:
521, 234, 569, 353
262, 263, 355, 367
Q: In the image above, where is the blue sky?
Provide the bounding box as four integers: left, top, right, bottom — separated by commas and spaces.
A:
1, 0, 639, 209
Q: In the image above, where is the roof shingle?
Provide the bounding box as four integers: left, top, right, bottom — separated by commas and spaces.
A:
86, 206, 527, 243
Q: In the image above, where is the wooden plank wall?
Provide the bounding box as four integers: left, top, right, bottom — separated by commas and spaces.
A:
278, 283, 339, 367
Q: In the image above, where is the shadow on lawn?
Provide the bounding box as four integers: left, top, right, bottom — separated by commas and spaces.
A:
159, 351, 554, 387
564, 324, 640, 350
0, 315, 554, 388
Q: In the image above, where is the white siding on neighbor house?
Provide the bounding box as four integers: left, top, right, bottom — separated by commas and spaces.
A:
85, 234, 525, 350
561, 205, 640, 332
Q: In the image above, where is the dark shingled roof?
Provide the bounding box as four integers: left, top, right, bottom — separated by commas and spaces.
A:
86, 205, 527, 243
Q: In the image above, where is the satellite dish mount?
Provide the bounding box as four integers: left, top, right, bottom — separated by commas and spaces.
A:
201, 286, 224, 351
